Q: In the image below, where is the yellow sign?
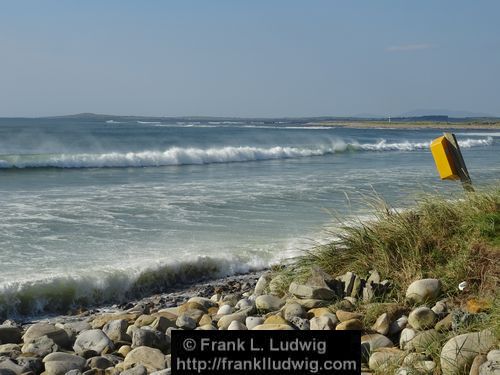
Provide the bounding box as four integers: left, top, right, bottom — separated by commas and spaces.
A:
430, 136, 460, 180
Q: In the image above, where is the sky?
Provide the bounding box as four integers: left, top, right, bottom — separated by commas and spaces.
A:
1, 1, 499, 118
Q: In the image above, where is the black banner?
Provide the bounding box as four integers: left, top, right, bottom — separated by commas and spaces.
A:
171, 330, 360, 374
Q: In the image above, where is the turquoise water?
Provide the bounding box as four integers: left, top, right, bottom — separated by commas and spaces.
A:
0, 117, 498, 317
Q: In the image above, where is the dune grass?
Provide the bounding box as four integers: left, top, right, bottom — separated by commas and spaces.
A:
284, 187, 499, 308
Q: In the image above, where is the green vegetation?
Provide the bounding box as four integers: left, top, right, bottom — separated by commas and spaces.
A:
279, 187, 499, 309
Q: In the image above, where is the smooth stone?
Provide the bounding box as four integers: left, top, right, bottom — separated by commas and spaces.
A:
235, 299, 254, 310
91, 312, 141, 329
255, 295, 284, 312
132, 328, 169, 351
42, 352, 86, 375
336, 310, 363, 323
198, 314, 212, 327
284, 303, 306, 321
479, 360, 500, 374
408, 307, 437, 330
372, 313, 390, 335
306, 307, 333, 319
216, 305, 234, 316
441, 330, 497, 375
0, 344, 20, 355
175, 315, 196, 330
400, 328, 417, 350
73, 329, 114, 356
310, 315, 337, 330
21, 335, 58, 357
227, 321, 247, 330
16, 357, 43, 374
0, 358, 24, 374
288, 282, 336, 300
102, 319, 129, 343
182, 309, 204, 323
251, 324, 294, 330
403, 353, 427, 365
369, 349, 404, 371
435, 314, 453, 332
121, 365, 148, 375
264, 315, 288, 325
361, 334, 393, 351
217, 307, 253, 330
432, 300, 448, 316
487, 350, 500, 363
406, 329, 441, 353
245, 317, 264, 330
253, 273, 271, 297
406, 279, 442, 304
134, 315, 156, 327
0, 327, 22, 345
86, 356, 114, 370
124, 346, 166, 372
62, 321, 92, 335
336, 319, 363, 330
152, 316, 175, 332
118, 345, 132, 357
470, 354, 487, 375
290, 299, 330, 309
186, 297, 217, 309
196, 324, 217, 330
22, 323, 69, 348
389, 315, 408, 335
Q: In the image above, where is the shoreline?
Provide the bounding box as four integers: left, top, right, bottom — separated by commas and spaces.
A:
309, 121, 500, 129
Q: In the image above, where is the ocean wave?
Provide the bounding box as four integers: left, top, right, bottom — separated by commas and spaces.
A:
0, 256, 265, 318
137, 121, 162, 124
105, 120, 123, 124
0, 137, 492, 169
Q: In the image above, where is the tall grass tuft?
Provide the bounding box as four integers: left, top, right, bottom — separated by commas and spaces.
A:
293, 188, 499, 301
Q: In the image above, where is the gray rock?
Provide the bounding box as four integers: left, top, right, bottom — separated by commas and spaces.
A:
102, 319, 129, 343
479, 360, 500, 374
15, 356, 43, 374
0, 327, 22, 345
61, 321, 92, 335
339, 272, 356, 296
227, 321, 247, 330
86, 356, 114, 369
175, 314, 196, 330
283, 303, 306, 321
132, 328, 169, 351
400, 328, 417, 350
0, 358, 24, 375
487, 350, 500, 363
217, 307, 254, 330
245, 317, 264, 330
42, 352, 86, 375
369, 350, 404, 371
310, 315, 336, 330
0, 369, 16, 375
408, 306, 437, 330
121, 365, 148, 375
441, 330, 497, 375
73, 329, 114, 356
0, 344, 20, 356
361, 334, 393, 352
124, 346, 166, 372
253, 273, 272, 296
406, 279, 442, 304
289, 316, 309, 330
288, 282, 335, 300
186, 297, 217, 309
372, 313, 390, 335
21, 335, 58, 357
235, 298, 254, 310
22, 323, 70, 348
216, 305, 234, 316
255, 295, 284, 312
406, 329, 441, 353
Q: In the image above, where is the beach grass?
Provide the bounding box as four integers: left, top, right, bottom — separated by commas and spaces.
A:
282, 187, 499, 307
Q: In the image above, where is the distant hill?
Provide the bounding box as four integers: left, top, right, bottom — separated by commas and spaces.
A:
400, 109, 493, 118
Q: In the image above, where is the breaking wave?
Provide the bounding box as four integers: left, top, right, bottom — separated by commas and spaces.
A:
0, 137, 492, 169
0, 256, 265, 318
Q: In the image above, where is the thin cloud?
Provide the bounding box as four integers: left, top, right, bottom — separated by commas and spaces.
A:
386, 43, 434, 52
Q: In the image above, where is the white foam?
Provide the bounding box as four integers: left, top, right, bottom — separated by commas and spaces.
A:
0, 137, 492, 169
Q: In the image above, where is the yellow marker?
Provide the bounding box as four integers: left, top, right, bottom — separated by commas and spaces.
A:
430, 136, 460, 180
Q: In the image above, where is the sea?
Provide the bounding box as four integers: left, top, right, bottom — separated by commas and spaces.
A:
0, 117, 498, 318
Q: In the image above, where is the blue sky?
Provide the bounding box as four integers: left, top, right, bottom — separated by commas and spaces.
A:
1, 1, 499, 117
